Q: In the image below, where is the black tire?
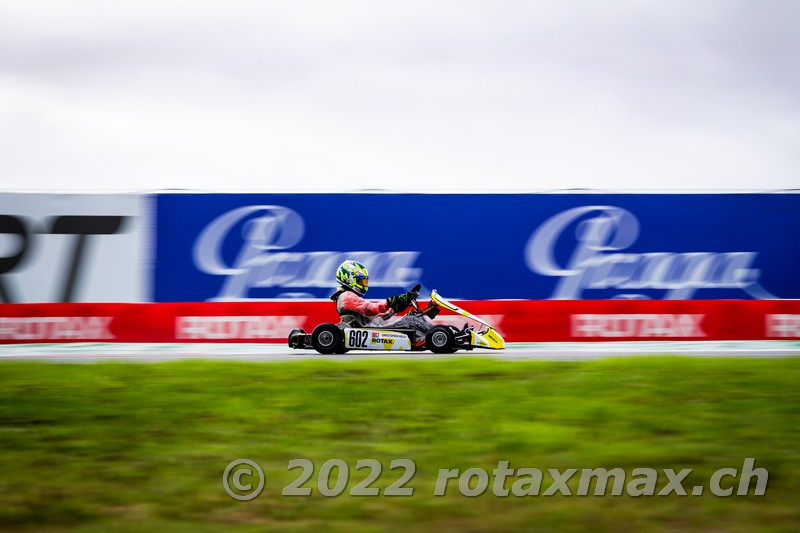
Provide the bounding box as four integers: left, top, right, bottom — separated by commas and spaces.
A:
334, 346, 350, 354
311, 323, 344, 355
444, 326, 463, 353
426, 326, 456, 354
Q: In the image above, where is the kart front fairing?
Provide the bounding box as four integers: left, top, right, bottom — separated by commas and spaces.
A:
429, 290, 505, 350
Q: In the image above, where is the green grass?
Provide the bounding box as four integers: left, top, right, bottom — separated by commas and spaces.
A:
0, 357, 799, 532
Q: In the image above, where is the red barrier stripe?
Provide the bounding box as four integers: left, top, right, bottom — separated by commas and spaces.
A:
0, 301, 799, 343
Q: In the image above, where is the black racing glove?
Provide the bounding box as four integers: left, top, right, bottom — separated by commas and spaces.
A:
387, 289, 418, 312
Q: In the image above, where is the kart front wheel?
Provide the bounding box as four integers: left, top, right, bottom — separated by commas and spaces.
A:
426, 326, 456, 354
311, 324, 344, 355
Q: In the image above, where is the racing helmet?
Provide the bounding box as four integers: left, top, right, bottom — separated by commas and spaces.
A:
336, 260, 369, 296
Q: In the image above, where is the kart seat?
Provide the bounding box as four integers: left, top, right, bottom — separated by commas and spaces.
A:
339, 314, 364, 327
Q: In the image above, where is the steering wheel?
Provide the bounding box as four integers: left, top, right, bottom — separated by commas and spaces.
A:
409, 283, 422, 312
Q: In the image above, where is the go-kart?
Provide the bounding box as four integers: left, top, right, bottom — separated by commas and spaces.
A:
288, 286, 505, 354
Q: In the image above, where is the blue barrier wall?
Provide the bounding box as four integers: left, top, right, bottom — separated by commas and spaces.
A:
153, 193, 800, 301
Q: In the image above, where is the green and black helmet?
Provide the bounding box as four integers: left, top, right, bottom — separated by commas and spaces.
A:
335, 260, 369, 295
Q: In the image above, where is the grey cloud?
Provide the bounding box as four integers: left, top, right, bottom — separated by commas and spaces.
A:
0, 1, 798, 190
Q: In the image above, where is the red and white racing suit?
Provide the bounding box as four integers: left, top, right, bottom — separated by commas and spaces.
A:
335, 290, 392, 326
333, 289, 432, 338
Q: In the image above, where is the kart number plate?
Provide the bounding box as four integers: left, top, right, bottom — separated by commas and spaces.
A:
346, 329, 371, 348
345, 329, 412, 351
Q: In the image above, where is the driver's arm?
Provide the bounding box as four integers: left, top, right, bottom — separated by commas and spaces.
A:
339, 291, 390, 317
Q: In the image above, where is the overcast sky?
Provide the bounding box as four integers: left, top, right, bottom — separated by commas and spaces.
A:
0, 1, 798, 192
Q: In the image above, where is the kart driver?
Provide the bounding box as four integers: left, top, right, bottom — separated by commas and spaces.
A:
331, 260, 433, 342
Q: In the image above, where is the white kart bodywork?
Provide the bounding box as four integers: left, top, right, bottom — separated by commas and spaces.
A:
343, 327, 413, 351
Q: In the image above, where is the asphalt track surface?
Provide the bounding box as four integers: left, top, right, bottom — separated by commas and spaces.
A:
0, 341, 799, 362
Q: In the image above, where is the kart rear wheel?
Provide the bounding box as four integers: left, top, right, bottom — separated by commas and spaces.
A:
311, 324, 344, 355
426, 326, 456, 354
